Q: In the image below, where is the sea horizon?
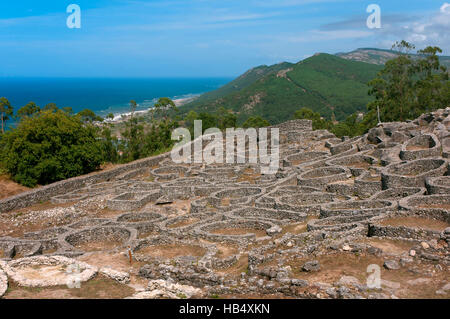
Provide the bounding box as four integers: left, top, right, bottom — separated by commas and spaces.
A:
0, 77, 233, 127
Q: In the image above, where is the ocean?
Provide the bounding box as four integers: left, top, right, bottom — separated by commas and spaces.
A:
0, 77, 232, 128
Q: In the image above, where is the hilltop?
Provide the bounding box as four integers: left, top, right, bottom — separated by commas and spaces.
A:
0, 108, 448, 300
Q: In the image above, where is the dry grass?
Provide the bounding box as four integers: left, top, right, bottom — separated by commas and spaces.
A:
214, 244, 239, 258
417, 204, 450, 210
168, 218, 199, 229
3, 275, 135, 299
380, 217, 449, 231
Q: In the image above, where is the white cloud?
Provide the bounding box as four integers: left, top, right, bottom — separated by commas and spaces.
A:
440, 2, 450, 13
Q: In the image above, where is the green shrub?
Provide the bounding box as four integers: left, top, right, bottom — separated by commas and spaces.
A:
0, 110, 103, 187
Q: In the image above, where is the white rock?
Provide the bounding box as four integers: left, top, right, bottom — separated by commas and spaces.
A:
407, 278, 432, 286
0, 269, 8, 298
409, 250, 416, 257
100, 267, 130, 284
381, 279, 401, 290
4, 256, 97, 288
342, 244, 351, 251
439, 282, 450, 292
337, 276, 360, 287
421, 242, 430, 249
127, 279, 202, 299
266, 225, 282, 236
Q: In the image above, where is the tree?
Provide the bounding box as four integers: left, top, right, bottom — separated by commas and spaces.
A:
130, 100, 138, 115
100, 126, 119, 163
198, 113, 218, 133
0, 110, 103, 187
294, 107, 331, 130
216, 107, 237, 130
0, 97, 13, 134
16, 102, 40, 120
367, 42, 449, 124
62, 107, 74, 115
154, 97, 177, 120
184, 110, 198, 135
242, 116, 270, 128
43, 103, 59, 113
106, 113, 115, 120
77, 109, 104, 123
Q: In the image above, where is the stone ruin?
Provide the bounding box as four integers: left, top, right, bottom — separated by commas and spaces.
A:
0, 108, 449, 299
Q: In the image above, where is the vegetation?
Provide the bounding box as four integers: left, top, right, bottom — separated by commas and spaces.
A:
0, 110, 103, 187
182, 54, 382, 124
365, 41, 449, 125
294, 42, 449, 138
0, 41, 447, 187
183, 107, 237, 134
77, 109, 104, 123
242, 116, 271, 128
0, 97, 13, 134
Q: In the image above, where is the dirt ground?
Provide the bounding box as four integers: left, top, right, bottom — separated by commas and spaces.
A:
0, 175, 30, 200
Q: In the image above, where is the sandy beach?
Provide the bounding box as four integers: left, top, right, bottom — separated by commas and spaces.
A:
107, 95, 199, 123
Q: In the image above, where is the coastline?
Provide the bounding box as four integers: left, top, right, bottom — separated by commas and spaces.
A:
107, 95, 199, 123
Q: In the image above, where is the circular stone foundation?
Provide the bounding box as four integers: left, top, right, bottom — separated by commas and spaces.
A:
64, 227, 134, 253
320, 200, 396, 218
298, 166, 350, 187
133, 237, 212, 263
3, 256, 97, 288
198, 220, 276, 242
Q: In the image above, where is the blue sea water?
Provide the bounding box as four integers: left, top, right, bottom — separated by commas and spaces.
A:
0, 77, 232, 128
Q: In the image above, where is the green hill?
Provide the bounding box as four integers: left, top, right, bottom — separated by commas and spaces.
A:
192, 62, 294, 105
182, 54, 382, 124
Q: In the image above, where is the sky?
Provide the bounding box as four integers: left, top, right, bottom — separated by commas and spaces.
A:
0, 0, 449, 77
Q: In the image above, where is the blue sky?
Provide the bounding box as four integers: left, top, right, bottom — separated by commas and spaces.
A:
1, 0, 449, 77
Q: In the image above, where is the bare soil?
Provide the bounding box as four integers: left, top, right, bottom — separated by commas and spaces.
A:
211, 228, 267, 238
75, 240, 123, 252
0, 175, 30, 200
136, 244, 206, 259
364, 238, 415, 255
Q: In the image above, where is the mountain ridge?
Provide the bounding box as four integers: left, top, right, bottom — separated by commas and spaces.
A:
182, 53, 382, 124
181, 47, 449, 125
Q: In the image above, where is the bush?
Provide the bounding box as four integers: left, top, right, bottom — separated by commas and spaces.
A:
0, 110, 103, 187
242, 116, 270, 128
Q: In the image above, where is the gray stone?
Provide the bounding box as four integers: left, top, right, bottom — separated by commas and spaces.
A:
383, 260, 400, 270
291, 279, 309, 287
302, 260, 320, 272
